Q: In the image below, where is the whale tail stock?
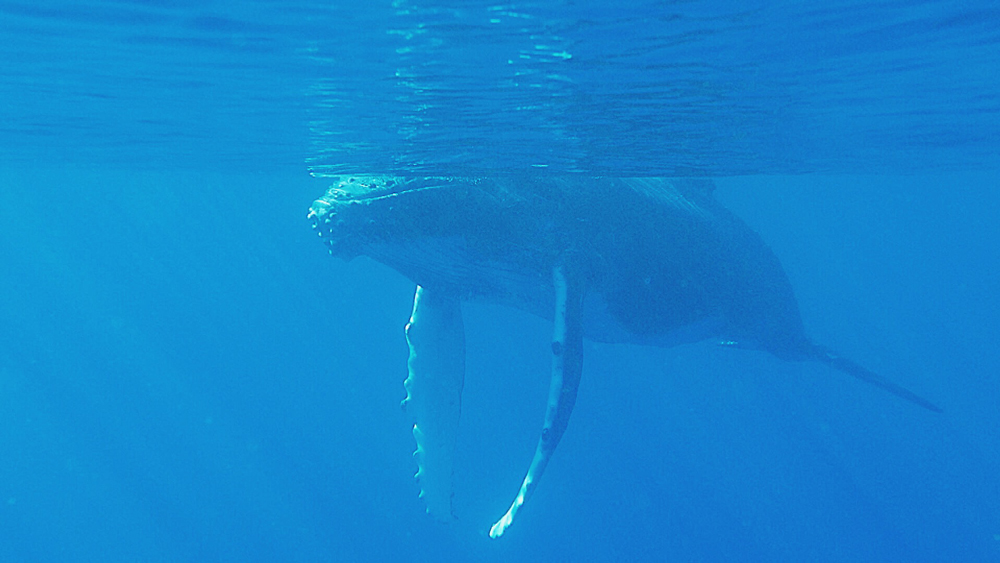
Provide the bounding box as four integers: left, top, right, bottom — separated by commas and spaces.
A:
803, 343, 943, 413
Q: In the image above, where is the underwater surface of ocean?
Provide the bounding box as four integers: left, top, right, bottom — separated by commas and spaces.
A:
1, 1, 999, 561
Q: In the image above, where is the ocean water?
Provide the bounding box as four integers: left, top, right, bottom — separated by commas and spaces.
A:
1, 1, 998, 561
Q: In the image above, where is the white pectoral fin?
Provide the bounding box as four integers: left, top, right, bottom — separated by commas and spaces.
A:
402, 285, 466, 521
490, 263, 584, 539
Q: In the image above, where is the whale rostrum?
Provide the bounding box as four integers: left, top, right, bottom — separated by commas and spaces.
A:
308, 176, 941, 538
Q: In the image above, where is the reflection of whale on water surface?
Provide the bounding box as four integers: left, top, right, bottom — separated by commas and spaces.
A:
308, 176, 941, 538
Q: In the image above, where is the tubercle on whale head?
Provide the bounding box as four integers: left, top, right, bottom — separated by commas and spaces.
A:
308, 199, 364, 260
309, 175, 489, 265
309, 176, 400, 260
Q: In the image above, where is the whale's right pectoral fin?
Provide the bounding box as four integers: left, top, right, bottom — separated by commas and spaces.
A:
490, 263, 585, 539
402, 285, 466, 520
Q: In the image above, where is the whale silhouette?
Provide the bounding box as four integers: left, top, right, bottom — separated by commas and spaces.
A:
308, 176, 941, 538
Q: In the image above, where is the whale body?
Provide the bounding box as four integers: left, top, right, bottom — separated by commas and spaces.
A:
308, 176, 940, 538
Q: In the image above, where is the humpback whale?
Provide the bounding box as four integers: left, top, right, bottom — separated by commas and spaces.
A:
308, 176, 940, 538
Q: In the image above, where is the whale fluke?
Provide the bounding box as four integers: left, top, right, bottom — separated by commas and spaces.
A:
809, 345, 943, 413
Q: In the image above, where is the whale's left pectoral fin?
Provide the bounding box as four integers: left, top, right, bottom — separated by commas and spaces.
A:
490, 263, 585, 539
403, 285, 466, 520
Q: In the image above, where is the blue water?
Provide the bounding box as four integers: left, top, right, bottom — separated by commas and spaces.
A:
1, 1, 999, 561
